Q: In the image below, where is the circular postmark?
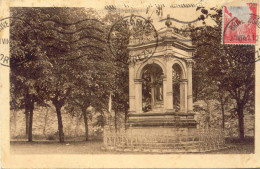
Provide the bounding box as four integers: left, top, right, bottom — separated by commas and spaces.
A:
249, 14, 260, 28
108, 15, 158, 64
0, 17, 38, 67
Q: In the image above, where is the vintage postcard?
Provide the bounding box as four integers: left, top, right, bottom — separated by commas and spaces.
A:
1, 0, 260, 168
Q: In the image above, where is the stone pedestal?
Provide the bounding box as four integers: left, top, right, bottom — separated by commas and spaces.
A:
127, 112, 197, 128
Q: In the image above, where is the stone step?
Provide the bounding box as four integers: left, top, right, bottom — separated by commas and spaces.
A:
104, 143, 228, 153
118, 144, 200, 148
110, 137, 201, 143
115, 148, 200, 152
116, 141, 202, 148
107, 146, 229, 153
120, 140, 202, 144
114, 147, 201, 153
116, 144, 200, 149
112, 143, 226, 151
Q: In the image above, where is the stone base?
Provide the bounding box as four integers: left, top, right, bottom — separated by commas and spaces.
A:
102, 145, 231, 153
126, 112, 197, 128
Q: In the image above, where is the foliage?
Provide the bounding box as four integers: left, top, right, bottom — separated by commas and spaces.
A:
191, 7, 255, 139
103, 12, 130, 124
10, 8, 133, 141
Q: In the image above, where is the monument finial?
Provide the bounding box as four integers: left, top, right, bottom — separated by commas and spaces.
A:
165, 14, 172, 27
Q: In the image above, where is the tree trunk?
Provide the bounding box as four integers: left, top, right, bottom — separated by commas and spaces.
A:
82, 109, 89, 141
13, 111, 17, 134
43, 109, 49, 137
25, 110, 29, 136
55, 106, 65, 143
125, 111, 127, 130
74, 115, 79, 137
114, 110, 117, 132
221, 102, 225, 129
28, 104, 34, 142
237, 104, 245, 140
205, 100, 211, 129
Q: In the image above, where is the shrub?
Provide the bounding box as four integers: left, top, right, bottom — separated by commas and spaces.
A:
46, 135, 56, 140
46, 131, 59, 140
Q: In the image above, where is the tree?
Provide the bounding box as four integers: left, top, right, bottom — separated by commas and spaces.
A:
66, 45, 113, 140
10, 8, 50, 141
103, 12, 129, 130
60, 9, 115, 140
191, 7, 255, 139
10, 7, 109, 142
38, 8, 107, 142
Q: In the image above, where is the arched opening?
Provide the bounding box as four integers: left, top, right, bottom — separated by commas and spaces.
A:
142, 63, 164, 112
172, 64, 183, 111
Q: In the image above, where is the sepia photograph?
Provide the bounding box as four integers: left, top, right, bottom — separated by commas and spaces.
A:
1, 0, 259, 168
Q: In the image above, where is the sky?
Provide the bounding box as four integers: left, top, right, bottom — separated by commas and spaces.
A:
96, 0, 224, 30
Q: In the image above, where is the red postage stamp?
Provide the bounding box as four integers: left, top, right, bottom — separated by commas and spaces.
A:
223, 3, 258, 44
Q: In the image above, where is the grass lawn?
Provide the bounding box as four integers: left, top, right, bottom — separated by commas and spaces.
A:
10, 140, 114, 154
10, 137, 254, 154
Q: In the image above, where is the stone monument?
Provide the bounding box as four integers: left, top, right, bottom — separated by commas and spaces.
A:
103, 16, 226, 152
126, 16, 197, 134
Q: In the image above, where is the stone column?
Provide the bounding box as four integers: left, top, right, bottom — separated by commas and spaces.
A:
134, 79, 143, 113
151, 73, 155, 109
162, 75, 167, 112
179, 79, 188, 113
166, 60, 173, 112
187, 60, 194, 113
129, 63, 135, 113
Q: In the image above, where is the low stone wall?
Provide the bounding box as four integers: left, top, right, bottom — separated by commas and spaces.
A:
103, 127, 226, 153
10, 108, 103, 140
